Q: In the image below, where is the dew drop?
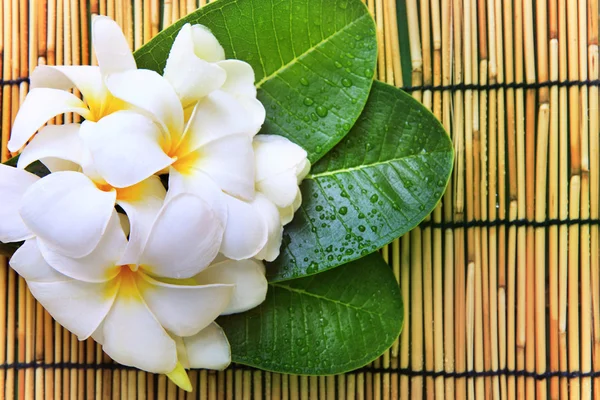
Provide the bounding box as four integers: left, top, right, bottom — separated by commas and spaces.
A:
341, 78, 352, 87
300, 77, 309, 86
334, 61, 343, 68
303, 97, 314, 106
316, 106, 329, 117
316, 205, 323, 211
370, 194, 379, 203
358, 225, 366, 232
338, 206, 348, 215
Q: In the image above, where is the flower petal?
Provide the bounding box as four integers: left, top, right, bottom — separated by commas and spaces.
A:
30, 65, 106, 106
164, 24, 226, 108
92, 16, 136, 76
180, 91, 256, 154
165, 362, 192, 392
139, 193, 224, 279
80, 111, 174, 188
105, 70, 184, 142
183, 322, 231, 370
0, 165, 38, 242
256, 170, 300, 209
191, 25, 225, 62
101, 274, 178, 373
193, 134, 255, 200
279, 190, 302, 225
27, 277, 117, 340
220, 195, 267, 260
217, 60, 256, 97
20, 171, 116, 258
253, 134, 309, 181
8, 88, 89, 152
38, 212, 125, 283
251, 194, 284, 262
167, 168, 227, 227
137, 272, 233, 336
9, 238, 67, 282
17, 124, 84, 170
195, 258, 268, 314
116, 176, 167, 265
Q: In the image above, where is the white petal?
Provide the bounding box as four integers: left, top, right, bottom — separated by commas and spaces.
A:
220, 195, 267, 260
38, 212, 125, 283
256, 170, 300, 209
183, 322, 231, 370
191, 25, 225, 62
167, 168, 227, 227
237, 97, 266, 135
252, 194, 284, 262
80, 111, 174, 188
139, 193, 224, 279
17, 124, 84, 170
137, 272, 233, 336
279, 190, 302, 225
0, 164, 38, 242
253, 134, 308, 181
8, 88, 89, 152
217, 60, 256, 97
195, 258, 268, 314
193, 134, 255, 200
164, 24, 226, 108
20, 171, 116, 258
27, 277, 117, 340
92, 16, 136, 76
30, 65, 107, 107
101, 275, 177, 373
105, 70, 184, 142
9, 238, 66, 283
116, 176, 167, 265
180, 91, 256, 154
41, 159, 81, 173
172, 335, 190, 369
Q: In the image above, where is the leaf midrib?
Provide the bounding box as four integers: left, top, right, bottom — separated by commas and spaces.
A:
306, 149, 450, 179
254, 13, 370, 88
269, 282, 388, 318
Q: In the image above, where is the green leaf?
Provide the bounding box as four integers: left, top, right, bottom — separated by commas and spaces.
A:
134, 0, 378, 162
218, 251, 403, 375
268, 81, 453, 281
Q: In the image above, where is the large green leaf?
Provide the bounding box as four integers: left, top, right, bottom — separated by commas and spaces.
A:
267, 81, 453, 281
218, 252, 402, 375
134, 0, 378, 162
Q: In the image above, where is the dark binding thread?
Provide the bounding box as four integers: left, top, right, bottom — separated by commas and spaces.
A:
1, 362, 599, 380
0, 78, 598, 92
420, 218, 600, 229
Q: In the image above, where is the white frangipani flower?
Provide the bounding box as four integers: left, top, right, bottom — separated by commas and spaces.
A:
9, 193, 267, 390
8, 16, 134, 153
0, 164, 39, 243
252, 135, 310, 261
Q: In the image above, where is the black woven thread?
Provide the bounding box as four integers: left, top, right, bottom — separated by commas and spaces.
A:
1, 362, 600, 380
419, 218, 600, 229
0, 77, 599, 92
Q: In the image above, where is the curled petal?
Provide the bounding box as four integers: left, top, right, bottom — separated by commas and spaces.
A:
164, 24, 226, 108
139, 193, 224, 279
251, 194, 284, 262
191, 25, 225, 62
8, 88, 90, 152
80, 111, 174, 188
38, 212, 126, 283
191, 134, 255, 201
217, 60, 256, 98
20, 171, 116, 258
279, 190, 302, 225
30, 65, 107, 108
183, 322, 231, 370
195, 258, 268, 314
137, 272, 233, 337
256, 170, 300, 209
106, 70, 184, 143
10, 238, 66, 283
92, 16, 137, 77
17, 124, 84, 170
116, 176, 167, 265
0, 165, 38, 242
220, 195, 267, 260
101, 273, 178, 374
253, 134, 309, 181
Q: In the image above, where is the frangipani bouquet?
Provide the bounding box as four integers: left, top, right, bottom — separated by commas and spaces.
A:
0, 0, 453, 392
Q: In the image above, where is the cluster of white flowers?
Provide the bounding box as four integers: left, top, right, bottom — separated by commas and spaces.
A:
0, 17, 308, 390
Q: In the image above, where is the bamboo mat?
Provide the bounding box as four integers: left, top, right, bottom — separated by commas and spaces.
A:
0, 0, 598, 398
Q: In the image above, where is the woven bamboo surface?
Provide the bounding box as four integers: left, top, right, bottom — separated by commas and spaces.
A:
0, 0, 599, 398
